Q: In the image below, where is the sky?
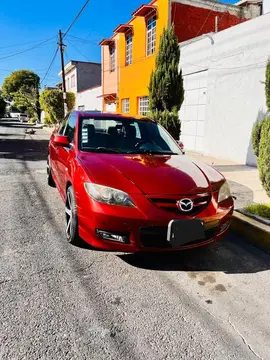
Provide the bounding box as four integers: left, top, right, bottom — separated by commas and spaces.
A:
0, 0, 237, 88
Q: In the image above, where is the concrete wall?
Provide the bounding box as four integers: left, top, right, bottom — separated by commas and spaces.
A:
75, 86, 102, 111
76, 62, 101, 93
179, 12, 270, 165
263, 0, 270, 13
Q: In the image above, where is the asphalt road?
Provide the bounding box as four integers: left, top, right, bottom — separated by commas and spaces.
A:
1, 118, 270, 360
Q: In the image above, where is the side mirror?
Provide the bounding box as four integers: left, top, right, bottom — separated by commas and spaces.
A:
53, 135, 70, 147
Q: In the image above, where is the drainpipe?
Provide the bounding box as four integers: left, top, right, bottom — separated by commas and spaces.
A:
215, 16, 219, 33
101, 46, 105, 112
117, 37, 120, 113
168, 0, 172, 26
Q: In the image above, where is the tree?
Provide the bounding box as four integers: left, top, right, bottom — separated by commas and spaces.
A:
258, 116, 270, 197
148, 25, 184, 139
256, 59, 270, 196
252, 118, 263, 157
266, 58, 270, 112
0, 91, 6, 117
40, 89, 75, 124
2, 70, 41, 120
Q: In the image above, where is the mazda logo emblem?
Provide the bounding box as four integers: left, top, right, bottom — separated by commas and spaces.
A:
177, 198, 194, 212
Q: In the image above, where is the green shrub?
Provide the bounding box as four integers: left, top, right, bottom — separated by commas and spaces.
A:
40, 89, 75, 124
43, 116, 52, 125
244, 203, 270, 220
30, 116, 38, 124
258, 116, 270, 197
252, 119, 263, 157
67, 92, 75, 111
0, 91, 6, 117
266, 59, 270, 112
150, 107, 180, 140
148, 25, 184, 140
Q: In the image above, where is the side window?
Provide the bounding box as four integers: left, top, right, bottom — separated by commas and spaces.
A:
132, 123, 141, 139
64, 114, 77, 142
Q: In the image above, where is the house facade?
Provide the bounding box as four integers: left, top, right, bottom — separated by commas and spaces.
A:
58, 60, 102, 111
76, 85, 102, 112
100, 0, 261, 116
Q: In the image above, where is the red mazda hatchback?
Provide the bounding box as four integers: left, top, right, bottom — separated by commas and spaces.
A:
47, 111, 234, 252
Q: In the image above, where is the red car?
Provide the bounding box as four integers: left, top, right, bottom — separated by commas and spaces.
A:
47, 111, 233, 252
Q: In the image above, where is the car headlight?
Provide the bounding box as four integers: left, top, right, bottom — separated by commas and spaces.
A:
84, 183, 135, 207
218, 181, 231, 203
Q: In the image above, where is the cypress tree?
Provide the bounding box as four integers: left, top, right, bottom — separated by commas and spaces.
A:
265, 58, 270, 112
148, 25, 184, 140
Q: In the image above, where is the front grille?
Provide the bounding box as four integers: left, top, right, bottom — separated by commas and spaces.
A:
140, 226, 217, 248
148, 193, 211, 216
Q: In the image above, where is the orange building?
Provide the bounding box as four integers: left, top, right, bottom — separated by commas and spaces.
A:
100, 0, 259, 116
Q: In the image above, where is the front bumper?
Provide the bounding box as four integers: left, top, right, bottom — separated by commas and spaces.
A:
77, 193, 234, 252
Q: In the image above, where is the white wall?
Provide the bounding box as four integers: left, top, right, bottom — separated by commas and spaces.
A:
179, 13, 270, 165
75, 86, 102, 111
263, 0, 270, 14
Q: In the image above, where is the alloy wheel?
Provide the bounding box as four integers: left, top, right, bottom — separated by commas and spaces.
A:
65, 191, 73, 238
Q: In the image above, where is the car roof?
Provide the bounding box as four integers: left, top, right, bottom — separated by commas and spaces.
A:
73, 110, 156, 123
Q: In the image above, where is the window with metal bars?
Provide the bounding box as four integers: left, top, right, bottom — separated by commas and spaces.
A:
146, 16, 156, 56
122, 99, 130, 113
138, 96, 149, 115
126, 33, 132, 66
110, 45, 115, 72
71, 75, 75, 88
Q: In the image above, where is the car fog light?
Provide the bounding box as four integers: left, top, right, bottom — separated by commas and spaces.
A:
96, 229, 129, 244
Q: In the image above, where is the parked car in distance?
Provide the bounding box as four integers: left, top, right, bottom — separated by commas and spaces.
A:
47, 111, 234, 252
18, 113, 28, 122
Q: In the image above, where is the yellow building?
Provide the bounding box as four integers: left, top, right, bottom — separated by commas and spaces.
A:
99, 0, 251, 116
100, 0, 169, 116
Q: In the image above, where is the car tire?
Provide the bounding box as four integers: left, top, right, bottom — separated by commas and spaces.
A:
65, 186, 80, 245
47, 155, 56, 187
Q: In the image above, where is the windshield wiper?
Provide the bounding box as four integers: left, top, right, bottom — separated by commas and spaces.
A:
127, 150, 178, 155
83, 147, 121, 153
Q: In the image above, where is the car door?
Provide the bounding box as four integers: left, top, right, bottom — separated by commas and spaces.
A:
49, 117, 68, 187
57, 113, 77, 195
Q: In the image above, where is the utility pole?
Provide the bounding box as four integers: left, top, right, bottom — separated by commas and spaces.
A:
58, 30, 67, 116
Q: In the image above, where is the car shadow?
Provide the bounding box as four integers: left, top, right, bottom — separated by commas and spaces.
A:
118, 231, 270, 274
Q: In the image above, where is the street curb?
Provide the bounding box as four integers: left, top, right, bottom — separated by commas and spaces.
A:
231, 211, 270, 253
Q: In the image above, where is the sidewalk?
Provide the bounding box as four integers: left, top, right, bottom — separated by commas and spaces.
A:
187, 152, 269, 209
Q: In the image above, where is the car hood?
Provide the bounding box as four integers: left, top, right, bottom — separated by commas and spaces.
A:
78, 153, 224, 195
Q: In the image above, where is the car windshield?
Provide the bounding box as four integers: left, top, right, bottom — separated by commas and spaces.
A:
79, 116, 182, 155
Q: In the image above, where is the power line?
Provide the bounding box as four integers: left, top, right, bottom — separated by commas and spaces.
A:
40, 48, 59, 85
0, 41, 56, 57
0, 37, 55, 61
67, 34, 99, 45
63, 0, 90, 39
0, 37, 55, 50
67, 39, 92, 61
